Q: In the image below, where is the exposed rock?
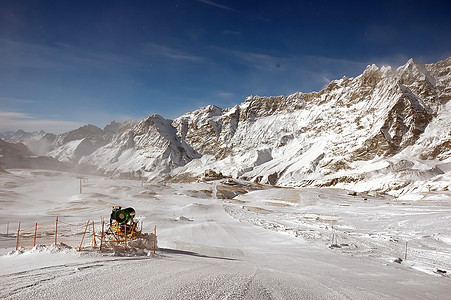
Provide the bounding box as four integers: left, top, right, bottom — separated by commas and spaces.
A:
203, 169, 225, 181
7, 57, 450, 196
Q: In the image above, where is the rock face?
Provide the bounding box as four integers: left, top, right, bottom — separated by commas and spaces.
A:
169, 57, 451, 195
3, 57, 450, 195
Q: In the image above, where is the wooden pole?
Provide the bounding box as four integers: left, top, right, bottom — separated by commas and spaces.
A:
79, 220, 90, 251
124, 224, 127, 248
16, 222, 21, 251
79, 178, 82, 194
33, 223, 38, 247
100, 219, 104, 251
92, 221, 96, 248
54, 217, 58, 246
7, 222, 9, 236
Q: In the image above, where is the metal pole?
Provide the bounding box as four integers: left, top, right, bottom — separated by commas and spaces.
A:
34, 223, 38, 247
16, 222, 21, 251
54, 217, 58, 246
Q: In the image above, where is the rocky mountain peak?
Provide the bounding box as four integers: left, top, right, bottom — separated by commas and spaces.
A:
59, 124, 104, 145
9, 57, 450, 195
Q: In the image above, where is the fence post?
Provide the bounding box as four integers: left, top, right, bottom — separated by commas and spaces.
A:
124, 224, 127, 249
16, 222, 21, 251
78, 220, 90, 251
92, 221, 96, 248
100, 219, 104, 251
34, 223, 38, 247
54, 217, 58, 246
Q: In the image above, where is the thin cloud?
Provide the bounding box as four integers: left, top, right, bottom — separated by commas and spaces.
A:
209, 45, 376, 92
213, 47, 288, 72
0, 96, 37, 106
197, 0, 269, 21
0, 111, 83, 134
0, 38, 140, 71
144, 42, 205, 62
0, 111, 35, 120
197, 0, 238, 13
216, 91, 234, 99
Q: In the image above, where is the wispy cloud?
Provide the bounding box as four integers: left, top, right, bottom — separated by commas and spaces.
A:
210, 46, 292, 72
222, 30, 241, 36
197, 0, 269, 21
0, 111, 35, 120
209, 46, 377, 92
0, 97, 36, 105
197, 0, 238, 13
0, 111, 83, 134
144, 42, 205, 62
229, 50, 287, 71
0, 38, 140, 71
217, 91, 234, 98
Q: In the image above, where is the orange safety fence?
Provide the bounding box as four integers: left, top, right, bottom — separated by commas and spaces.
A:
13, 218, 96, 250
10, 217, 157, 253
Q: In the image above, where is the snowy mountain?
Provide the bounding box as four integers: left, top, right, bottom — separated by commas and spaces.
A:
0, 139, 65, 170
78, 115, 198, 180
5, 57, 450, 196
0, 130, 48, 155
170, 58, 451, 196
41, 121, 136, 163
0, 129, 46, 143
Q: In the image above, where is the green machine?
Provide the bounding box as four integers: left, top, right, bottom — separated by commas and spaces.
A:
110, 206, 136, 226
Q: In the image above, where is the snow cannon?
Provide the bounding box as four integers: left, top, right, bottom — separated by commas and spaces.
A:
104, 206, 157, 252
107, 206, 141, 239
110, 207, 136, 225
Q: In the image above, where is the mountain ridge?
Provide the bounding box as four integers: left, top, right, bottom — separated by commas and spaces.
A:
1, 57, 450, 197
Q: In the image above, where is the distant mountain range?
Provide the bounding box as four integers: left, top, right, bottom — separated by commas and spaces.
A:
1, 57, 450, 197
0, 129, 46, 143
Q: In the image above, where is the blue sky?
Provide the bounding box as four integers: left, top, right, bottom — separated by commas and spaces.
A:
1, 0, 450, 133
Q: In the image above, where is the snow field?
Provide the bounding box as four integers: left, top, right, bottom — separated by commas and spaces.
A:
0, 169, 450, 299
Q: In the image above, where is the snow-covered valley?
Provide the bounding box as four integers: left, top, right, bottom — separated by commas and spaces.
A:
0, 169, 449, 299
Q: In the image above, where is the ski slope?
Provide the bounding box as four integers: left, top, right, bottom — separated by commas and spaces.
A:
0, 169, 450, 299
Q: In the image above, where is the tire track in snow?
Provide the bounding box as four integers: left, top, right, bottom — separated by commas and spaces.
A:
1, 256, 149, 299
